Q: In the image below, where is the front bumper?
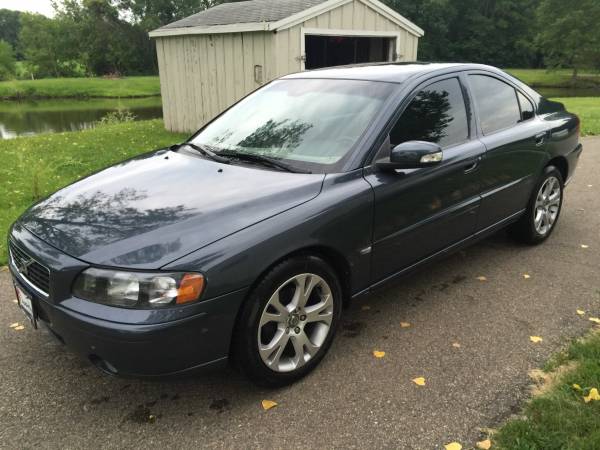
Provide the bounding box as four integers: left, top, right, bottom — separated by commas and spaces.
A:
8, 225, 248, 377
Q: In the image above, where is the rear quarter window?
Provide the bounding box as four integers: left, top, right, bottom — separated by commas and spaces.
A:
517, 91, 535, 121
469, 75, 521, 135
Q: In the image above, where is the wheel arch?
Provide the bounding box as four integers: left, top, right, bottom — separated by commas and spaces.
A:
546, 155, 568, 183
248, 245, 353, 306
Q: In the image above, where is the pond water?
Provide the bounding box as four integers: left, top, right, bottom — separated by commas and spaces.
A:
0, 97, 163, 139
537, 87, 600, 98
0, 87, 597, 139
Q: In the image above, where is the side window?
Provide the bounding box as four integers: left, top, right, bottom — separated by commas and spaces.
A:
517, 91, 535, 121
469, 75, 521, 134
390, 78, 469, 149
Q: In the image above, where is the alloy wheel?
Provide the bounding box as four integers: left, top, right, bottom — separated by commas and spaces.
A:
534, 176, 561, 236
257, 273, 334, 373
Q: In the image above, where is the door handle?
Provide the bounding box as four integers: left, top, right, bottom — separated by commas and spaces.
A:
535, 132, 547, 146
464, 156, 482, 174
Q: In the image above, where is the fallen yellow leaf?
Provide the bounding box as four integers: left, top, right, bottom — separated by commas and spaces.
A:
523, 274, 531, 279
445, 443, 462, 450
530, 336, 543, 343
477, 439, 492, 450
361, 305, 371, 311
373, 350, 386, 358
15, 325, 25, 331
589, 318, 600, 325
452, 342, 461, 348
577, 309, 586, 316
573, 383, 582, 391
412, 377, 426, 386
400, 322, 411, 328
9, 323, 19, 328
476, 276, 487, 281
584, 388, 600, 403
261, 400, 278, 410
581, 244, 589, 249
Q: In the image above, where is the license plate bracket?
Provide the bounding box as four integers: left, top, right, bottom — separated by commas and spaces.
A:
15, 284, 38, 329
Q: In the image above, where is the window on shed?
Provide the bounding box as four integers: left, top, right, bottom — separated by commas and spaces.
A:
305, 35, 395, 70
469, 75, 521, 135
390, 78, 469, 148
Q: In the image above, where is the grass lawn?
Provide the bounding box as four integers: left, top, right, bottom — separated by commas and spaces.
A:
495, 329, 600, 449
0, 76, 160, 99
557, 98, 600, 136
506, 69, 600, 88
0, 119, 186, 264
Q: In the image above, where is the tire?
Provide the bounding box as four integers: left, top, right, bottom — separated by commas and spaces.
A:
508, 165, 564, 245
231, 255, 343, 387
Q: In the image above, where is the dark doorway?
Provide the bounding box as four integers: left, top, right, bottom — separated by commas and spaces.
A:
305, 35, 394, 70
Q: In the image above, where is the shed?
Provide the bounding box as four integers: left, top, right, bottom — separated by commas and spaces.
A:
150, 0, 424, 133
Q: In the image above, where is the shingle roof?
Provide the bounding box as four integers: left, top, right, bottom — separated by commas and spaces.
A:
161, 0, 328, 29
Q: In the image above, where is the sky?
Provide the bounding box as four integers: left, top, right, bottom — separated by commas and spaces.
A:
0, 0, 55, 16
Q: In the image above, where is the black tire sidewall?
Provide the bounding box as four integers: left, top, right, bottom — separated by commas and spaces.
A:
232, 255, 343, 387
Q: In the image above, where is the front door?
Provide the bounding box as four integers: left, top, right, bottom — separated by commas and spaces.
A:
365, 76, 485, 284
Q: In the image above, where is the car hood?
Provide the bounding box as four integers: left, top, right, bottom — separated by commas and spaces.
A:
19, 149, 324, 268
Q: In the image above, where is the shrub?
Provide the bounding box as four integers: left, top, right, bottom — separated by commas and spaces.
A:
97, 110, 137, 126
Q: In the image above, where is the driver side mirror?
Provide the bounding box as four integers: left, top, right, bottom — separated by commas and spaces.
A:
377, 141, 443, 171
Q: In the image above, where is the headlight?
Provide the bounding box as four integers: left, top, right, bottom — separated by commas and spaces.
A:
72, 268, 205, 308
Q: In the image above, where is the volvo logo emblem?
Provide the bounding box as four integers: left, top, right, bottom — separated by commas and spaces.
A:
17, 256, 34, 276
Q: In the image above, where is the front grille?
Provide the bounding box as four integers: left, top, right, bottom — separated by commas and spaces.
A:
9, 241, 50, 296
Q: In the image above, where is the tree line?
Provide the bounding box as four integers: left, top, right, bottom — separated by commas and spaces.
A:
0, 0, 598, 81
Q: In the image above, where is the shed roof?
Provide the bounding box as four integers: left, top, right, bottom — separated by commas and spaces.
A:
161, 0, 327, 29
149, 0, 424, 38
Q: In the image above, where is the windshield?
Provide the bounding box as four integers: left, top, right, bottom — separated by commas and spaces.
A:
190, 79, 395, 172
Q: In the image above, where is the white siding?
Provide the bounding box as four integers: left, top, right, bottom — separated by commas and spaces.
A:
156, 0, 420, 132
156, 32, 274, 132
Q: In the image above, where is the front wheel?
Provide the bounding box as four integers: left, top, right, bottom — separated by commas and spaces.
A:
508, 165, 564, 244
232, 255, 342, 387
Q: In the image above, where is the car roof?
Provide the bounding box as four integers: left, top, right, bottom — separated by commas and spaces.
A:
282, 62, 504, 84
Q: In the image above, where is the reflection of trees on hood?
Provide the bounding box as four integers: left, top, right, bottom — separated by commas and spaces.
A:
22, 188, 193, 259
393, 90, 453, 144
238, 119, 313, 154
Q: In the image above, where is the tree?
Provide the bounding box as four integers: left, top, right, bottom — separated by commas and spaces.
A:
0, 40, 16, 80
0, 9, 21, 58
19, 13, 63, 77
54, 0, 155, 75
383, 0, 540, 67
536, 0, 600, 77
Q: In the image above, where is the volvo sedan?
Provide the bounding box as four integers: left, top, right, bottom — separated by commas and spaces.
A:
8, 63, 582, 386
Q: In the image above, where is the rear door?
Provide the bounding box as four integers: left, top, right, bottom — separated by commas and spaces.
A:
365, 74, 486, 284
467, 73, 549, 229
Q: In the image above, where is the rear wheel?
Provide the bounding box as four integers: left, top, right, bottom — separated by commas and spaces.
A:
508, 165, 563, 244
232, 255, 342, 387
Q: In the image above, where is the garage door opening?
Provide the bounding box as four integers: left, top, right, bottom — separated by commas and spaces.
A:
304, 34, 396, 70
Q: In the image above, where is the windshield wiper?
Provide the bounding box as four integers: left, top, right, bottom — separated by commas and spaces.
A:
171, 142, 231, 164
217, 150, 311, 174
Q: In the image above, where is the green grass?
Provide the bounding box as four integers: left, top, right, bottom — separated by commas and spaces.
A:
506, 69, 600, 89
0, 120, 186, 264
495, 330, 600, 449
0, 76, 160, 99
557, 98, 600, 136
